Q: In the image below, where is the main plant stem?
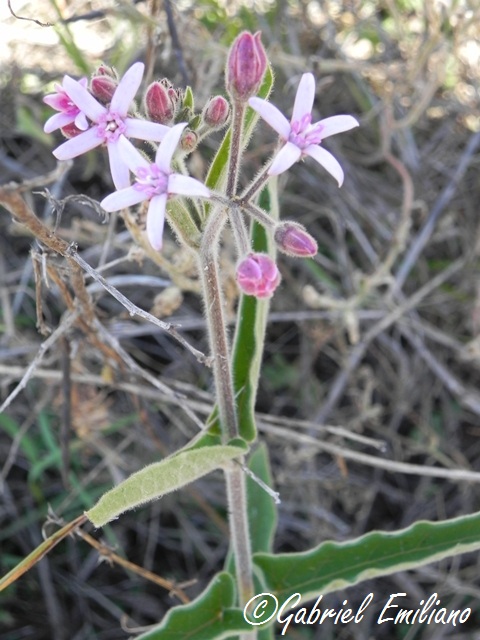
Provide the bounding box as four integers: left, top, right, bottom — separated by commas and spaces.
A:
200, 207, 255, 616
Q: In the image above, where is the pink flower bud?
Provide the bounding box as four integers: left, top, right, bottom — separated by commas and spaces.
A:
94, 64, 117, 78
236, 253, 281, 298
144, 81, 177, 124
226, 31, 267, 102
203, 95, 230, 129
180, 129, 198, 152
90, 75, 117, 104
60, 122, 84, 138
274, 222, 318, 257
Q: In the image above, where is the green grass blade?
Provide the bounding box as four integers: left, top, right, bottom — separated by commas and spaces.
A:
255, 510, 480, 603
48, 0, 90, 74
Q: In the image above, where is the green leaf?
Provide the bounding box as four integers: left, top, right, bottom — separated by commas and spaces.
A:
86, 443, 247, 527
205, 65, 273, 194
135, 572, 253, 640
247, 444, 277, 554
231, 183, 279, 442
255, 510, 480, 603
183, 86, 195, 111
204, 183, 279, 444
166, 198, 202, 249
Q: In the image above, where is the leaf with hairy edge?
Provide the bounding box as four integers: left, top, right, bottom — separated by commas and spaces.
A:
255, 510, 480, 604
205, 65, 273, 195
86, 443, 247, 528
247, 444, 277, 554
134, 572, 254, 640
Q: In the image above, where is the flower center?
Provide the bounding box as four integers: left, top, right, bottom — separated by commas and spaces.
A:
133, 164, 169, 199
58, 92, 79, 116
289, 113, 324, 149
97, 111, 127, 142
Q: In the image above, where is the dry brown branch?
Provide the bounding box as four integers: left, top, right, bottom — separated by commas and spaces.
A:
0, 184, 208, 364
76, 529, 190, 604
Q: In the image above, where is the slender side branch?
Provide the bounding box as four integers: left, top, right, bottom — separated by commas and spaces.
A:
229, 204, 251, 256
241, 162, 271, 203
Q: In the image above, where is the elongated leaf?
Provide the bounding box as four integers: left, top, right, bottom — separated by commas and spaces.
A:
86, 443, 247, 527
247, 444, 277, 554
135, 572, 252, 640
231, 182, 279, 442
255, 510, 480, 603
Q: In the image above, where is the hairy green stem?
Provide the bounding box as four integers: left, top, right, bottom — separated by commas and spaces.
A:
226, 462, 255, 604
200, 206, 237, 439
240, 200, 276, 230
226, 101, 246, 197
241, 163, 271, 203
199, 205, 255, 633
229, 204, 251, 256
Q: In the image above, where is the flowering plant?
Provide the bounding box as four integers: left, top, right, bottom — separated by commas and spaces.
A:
3, 21, 477, 640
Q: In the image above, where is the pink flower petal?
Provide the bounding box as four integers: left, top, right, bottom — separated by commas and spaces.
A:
63, 75, 105, 122
168, 173, 210, 198
146, 193, 167, 251
268, 142, 301, 175
304, 145, 345, 186
317, 115, 359, 139
52, 126, 102, 160
107, 141, 131, 190
44, 112, 74, 133
125, 118, 170, 142
110, 62, 145, 116
74, 112, 89, 131
155, 123, 186, 173
101, 187, 148, 212
117, 135, 150, 173
43, 94, 66, 110
248, 98, 291, 139
292, 73, 315, 123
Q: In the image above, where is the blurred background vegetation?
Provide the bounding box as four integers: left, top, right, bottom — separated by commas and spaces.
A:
1, 0, 480, 638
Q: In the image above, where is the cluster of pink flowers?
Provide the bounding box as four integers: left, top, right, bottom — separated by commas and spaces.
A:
43, 32, 358, 298
43, 62, 208, 251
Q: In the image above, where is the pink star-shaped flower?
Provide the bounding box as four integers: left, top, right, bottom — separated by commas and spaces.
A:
43, 78, 89, 133
249, 73, 359, 186
100, 123, 210, 251
50, 62, 170, 189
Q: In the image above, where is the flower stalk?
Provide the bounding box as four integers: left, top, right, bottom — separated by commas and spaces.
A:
199, 205, 255, 616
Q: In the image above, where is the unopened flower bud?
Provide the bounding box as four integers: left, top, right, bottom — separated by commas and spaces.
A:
94, 64, 117, 78
203, 95, 230, 129
60, 122, 84, 138
180, 129, 198, 152
274, 222, 318, 257
144, 80, 177, 124
226, 31, 267, 102
90, 75, 117, 104
236, 253, 281, 298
